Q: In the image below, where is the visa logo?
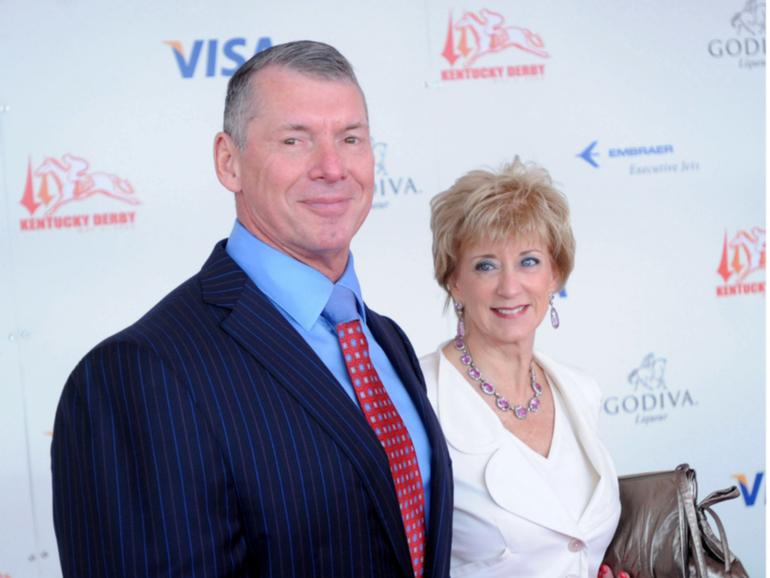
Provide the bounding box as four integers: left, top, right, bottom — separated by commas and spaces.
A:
164, 37, 273, 78
732, 472, 765, 506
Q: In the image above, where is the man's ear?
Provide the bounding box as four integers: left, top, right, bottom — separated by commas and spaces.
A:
213, 132, 242, 193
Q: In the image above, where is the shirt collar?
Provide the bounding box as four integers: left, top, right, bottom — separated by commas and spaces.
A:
225, 220, 365, 331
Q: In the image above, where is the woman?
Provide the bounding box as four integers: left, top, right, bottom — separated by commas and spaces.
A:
421, 158, 623, 578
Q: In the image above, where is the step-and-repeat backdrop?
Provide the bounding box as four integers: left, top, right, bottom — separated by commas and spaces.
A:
0, 0, 765, 575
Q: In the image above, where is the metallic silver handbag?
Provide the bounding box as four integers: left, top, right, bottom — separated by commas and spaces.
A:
603, 464, 749, 577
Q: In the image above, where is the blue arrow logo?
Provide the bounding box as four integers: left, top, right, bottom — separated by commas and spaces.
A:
577, 140, 600, 168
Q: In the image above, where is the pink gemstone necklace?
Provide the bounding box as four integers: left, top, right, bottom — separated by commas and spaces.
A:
453, 335, 543, 420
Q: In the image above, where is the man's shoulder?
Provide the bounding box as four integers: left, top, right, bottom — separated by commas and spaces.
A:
84, 241, 245, 364
78, 272, 203, 369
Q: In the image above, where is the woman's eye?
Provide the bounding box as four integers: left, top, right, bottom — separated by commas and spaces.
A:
474, 260, 496, 272
521, 256, 540, 267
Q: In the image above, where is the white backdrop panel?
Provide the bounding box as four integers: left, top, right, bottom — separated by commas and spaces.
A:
0, 0, 764, 576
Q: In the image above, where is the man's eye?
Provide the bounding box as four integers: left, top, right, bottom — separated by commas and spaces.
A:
344, 136, 360, 144
283, 138, 298, 145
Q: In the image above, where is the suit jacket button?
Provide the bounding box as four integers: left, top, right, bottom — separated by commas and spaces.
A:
567, 538, 585, 552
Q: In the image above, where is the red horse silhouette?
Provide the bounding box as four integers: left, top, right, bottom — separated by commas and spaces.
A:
33, 154, 138, 216
728, 227, 766, 281
446, 9, 549, 67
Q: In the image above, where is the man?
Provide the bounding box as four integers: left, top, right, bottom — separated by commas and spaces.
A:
51, 41, 453, 578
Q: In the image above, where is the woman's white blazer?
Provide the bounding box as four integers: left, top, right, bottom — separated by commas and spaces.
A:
420, 347, 621, 578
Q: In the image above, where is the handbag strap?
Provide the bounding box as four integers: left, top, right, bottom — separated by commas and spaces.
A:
676, 465, 708, 578
698, 486, 740, 574
700, 486, 740, 509
700, 505, 733, 573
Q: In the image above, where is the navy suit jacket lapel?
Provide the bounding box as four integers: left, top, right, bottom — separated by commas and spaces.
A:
199, 242, 413, 577
367, 307, 454, 578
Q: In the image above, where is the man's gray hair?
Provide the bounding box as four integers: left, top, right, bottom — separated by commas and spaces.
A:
223, 40, 363, 148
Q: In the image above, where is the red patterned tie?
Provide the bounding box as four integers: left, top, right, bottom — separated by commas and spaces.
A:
335, 319, 426, 577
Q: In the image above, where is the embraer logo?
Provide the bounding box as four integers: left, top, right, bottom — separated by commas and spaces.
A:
577, 141, 599, 168
576, 140, 675, 168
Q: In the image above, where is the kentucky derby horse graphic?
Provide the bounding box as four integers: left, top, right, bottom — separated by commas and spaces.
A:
20, 154, 138, 216
717, 227, 766, 283
442, 8, 549, 67
728, 227, 765, 280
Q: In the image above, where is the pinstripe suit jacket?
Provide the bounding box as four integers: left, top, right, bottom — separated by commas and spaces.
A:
52, 241, 453, 578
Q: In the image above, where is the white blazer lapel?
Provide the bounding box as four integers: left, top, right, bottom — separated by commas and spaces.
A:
483, 442, 583, 537
435, 348, 582, 537
535, 352, 620, 531
434, 349, 504, 454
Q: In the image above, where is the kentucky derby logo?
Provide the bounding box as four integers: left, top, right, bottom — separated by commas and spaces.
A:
371, 139, 421, 209
716, 227, 765, 296
603, 353, 696, 426
439, 8, 549, 81
707, 0, 765, 69
19, 154, 139, 231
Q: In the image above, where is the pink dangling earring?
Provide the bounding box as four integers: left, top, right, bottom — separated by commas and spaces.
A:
454, 300, 465, 338
549, 294, 560, 329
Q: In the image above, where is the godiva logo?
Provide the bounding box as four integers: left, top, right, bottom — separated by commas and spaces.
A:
706, 0, 765, 70
370, 139, 422, 210
602, 354, 698, 426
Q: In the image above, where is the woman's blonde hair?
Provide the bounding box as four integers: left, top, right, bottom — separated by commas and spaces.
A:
430, 157, 575, 300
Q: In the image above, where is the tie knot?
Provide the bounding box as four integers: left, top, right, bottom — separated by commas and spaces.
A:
322, 284, 359, 326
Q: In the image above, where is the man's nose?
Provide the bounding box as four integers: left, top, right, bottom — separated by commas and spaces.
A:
309, 140, 346, 182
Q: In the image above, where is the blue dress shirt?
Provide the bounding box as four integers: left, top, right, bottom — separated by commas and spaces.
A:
226, 221, 431, 522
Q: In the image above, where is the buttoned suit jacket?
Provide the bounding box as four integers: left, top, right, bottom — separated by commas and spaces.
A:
52, 241, 453, 578
420, 347, 620, 578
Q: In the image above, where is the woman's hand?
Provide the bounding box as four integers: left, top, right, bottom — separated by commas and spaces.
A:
598, 564, 630, 578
